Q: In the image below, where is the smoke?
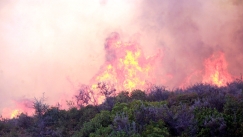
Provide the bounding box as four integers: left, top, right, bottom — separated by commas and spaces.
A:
136, 0, 243, 87
0, 0, 242, 116
0, 0, 139, 115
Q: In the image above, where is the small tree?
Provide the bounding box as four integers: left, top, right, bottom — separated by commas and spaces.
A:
75, 85, 95, 108
31, 93, 49, 137
97, 82, 116, 98
97, 82, 116, 110
33, 93, 49, 119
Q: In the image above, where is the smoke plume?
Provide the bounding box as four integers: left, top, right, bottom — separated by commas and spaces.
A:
0, 0, 242, 117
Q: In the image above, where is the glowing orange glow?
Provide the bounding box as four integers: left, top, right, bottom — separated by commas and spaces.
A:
10, 109, 20, 119
91, 33, 161, 92
1, 99, 34, 119
203, 52, 232, 86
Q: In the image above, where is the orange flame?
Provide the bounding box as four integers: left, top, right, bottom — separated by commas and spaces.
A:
10, 109, 20, 119
1, 108, 21, 119
1, 99, 34, 119
91, 33, 161, 91
203, 52, 232, 86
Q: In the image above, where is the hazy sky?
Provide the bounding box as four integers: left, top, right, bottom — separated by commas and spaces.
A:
0, 0, 242, 116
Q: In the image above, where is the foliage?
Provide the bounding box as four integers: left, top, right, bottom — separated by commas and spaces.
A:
147, 86, 170, 101
194, 108, 226, 137
115, 91, 131, 103
0, 80, 243, 136
130, 89, 146, 101
168, 92, 198, 106
16, 113, 34, 129
223, 95, 243, 136
159, 104, 197, 136
72, 111, 111, 137
112, 113, 138, 136
75, 85, 95, 108
142, 120, 169, 137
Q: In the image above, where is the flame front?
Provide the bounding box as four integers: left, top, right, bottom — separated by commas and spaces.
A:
10, 109, 20, 119
203, 52, 232, 86
91, 33, 160, 91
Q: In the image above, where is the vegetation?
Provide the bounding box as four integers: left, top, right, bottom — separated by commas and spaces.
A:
1, 80, 243, 137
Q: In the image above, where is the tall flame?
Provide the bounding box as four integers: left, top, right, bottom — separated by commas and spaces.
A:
91, 33, 161, 91
203, 52, 232, 86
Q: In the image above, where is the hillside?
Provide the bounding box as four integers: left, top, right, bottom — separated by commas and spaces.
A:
0, 80, 243, 137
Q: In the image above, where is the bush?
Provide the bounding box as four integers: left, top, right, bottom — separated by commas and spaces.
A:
223, 95, 243, 136
185, 83, 219, 98
17, 113, 34, 129
194, 108, 226, 137
99, 97, 116, 111
89, 126, 113, 137
142, 120, 169, 137
134, 105, 160, 127
168, 92, 198, 106
225, 79, 243, 96
1, 80, 243, 136
112, 113, 138, 135
116, 91, 131, 103
130, 89, 146, 101
159, 104, 196, 136
73, 111, 111, 137
147, 86, 170, 101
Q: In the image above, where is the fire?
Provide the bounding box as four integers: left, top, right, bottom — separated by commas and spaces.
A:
1, 99, 34, 119
203, 52, 232, 86
91, 33, 161, 91
1, 108, 22, 119
10, 109, 20, 119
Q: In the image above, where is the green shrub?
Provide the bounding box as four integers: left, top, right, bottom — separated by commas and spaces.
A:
130, 89, 146, 101
168, 92, 198, 106
223, 95, 243, 136
116, 91, 131, 103
142, 120, 169, 137
73, 111, 111, 137
90, 126, 113, 137
194, 108, 226, 137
